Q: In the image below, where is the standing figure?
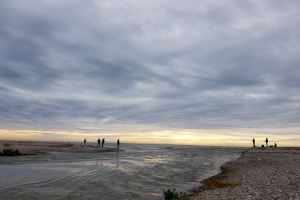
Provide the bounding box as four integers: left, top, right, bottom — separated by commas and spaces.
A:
117, 139, 120, 150
97, 138, 101, 148
102, 138, 105, 148
84, 138, 87, 147
274, 143, 277, 148
252, 138, 256, 148
265, 138, 268, 147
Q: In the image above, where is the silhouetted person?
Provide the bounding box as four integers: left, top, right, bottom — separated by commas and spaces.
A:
102, 138, 105, 148
97, 138, 101, 148
84, 139, 87, 147
117, 139, 120, 150
274, 143, 277, 148
265, 138, 269, 147
252, 138, 256, 148
261, 144, 265, 148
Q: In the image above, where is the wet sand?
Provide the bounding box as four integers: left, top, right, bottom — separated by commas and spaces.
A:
186, 147, 300, 200
0, 141, 120, 156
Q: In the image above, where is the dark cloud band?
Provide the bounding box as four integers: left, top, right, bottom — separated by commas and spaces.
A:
0, 0, 300, 134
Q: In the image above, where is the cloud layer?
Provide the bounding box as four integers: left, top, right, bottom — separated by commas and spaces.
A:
1, 0, 300, 136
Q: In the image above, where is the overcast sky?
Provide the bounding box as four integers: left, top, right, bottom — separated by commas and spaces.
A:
0, 0, 299, 144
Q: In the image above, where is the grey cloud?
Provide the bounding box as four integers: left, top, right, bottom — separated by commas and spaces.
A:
0, 0, 300, 134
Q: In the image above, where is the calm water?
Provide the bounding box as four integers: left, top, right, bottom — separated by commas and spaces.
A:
0, 144, 243, 200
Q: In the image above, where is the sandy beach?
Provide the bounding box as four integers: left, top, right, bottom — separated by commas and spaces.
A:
0, 140, 120, 155
187, 147, 300, 200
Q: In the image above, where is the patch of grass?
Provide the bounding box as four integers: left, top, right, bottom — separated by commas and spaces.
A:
0, 148, 22, 156
162, 188, 179, 200
162, 188, 180, 200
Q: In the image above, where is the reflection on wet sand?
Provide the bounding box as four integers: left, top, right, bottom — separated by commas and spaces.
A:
0, 144, 242, 200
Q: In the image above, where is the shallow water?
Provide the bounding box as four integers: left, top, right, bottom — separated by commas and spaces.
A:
0, 144, 243, 200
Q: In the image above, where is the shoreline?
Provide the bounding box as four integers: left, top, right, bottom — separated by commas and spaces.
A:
0, 141, 121, 156
185, 147, 300, 200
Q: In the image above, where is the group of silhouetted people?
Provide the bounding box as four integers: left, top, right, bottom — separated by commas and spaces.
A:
83, 138, 120, 149
97, 138, 105, 148
252, 138, 277, 148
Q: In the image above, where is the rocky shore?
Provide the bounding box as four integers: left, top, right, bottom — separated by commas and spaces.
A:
187, 147, 300, 200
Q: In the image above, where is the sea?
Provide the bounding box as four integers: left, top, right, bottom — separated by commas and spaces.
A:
0, 143, 243, 200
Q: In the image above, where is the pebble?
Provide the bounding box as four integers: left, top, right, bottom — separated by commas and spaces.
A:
188, 148, 300, 200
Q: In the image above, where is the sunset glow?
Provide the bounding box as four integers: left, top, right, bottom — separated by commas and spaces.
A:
1, 128, 298, 147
